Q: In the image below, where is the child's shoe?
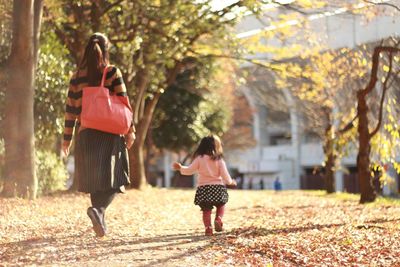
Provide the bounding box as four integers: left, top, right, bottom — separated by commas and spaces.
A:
214, 216, 223, 232
205, 226, 213, 236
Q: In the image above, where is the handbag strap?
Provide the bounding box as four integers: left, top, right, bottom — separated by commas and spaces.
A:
100, 65, 109, 87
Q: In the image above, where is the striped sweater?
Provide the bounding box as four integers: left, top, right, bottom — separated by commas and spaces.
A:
63, 65, 134, 147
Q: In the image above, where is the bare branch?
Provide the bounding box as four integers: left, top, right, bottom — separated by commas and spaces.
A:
100, 0, 125, 17
363, 0, 400, 12
360, 46, 400, 97
370, 52, 394, 137
339, 114, 359, 134
271, 0, 313, 15
387, 69, 400, 88
214, 1, 243, 17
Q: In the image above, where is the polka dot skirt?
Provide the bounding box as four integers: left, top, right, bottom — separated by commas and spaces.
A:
194, 184, 229, 206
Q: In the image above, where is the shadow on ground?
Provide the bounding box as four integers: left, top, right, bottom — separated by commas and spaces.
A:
1, 232, 213, 265
226, 217, 400, 237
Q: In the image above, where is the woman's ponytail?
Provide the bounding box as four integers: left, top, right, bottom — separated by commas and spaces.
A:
79, 33, 110, 86
87, 41, 105, 85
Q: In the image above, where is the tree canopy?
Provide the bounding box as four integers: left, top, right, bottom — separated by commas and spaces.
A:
153, 58, 231, 154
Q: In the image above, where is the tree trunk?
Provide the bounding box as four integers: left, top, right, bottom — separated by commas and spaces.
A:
129, 120, 147, 189
2, 0, 37, 199
129, 142, 146, 189
144, 127, 154, 184
357, 91, 376, 203
325, 151, 336, 194
353, 46, 398, 204
322, 110, 336, 194
129, 93, 161, 188
128, 64, 181, 188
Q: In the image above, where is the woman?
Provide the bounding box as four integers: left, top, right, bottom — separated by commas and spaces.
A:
62, 33, 135, 237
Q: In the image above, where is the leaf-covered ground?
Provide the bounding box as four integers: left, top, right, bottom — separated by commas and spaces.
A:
1, 189, 400, 266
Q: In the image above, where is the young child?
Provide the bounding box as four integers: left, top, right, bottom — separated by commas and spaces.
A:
173, 135, 237, 236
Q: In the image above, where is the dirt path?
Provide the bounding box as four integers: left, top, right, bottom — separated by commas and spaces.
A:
1, 189, 400, 266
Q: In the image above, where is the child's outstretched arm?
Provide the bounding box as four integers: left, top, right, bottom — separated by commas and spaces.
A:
172, 157, 200, 175
220, 159, 236, 186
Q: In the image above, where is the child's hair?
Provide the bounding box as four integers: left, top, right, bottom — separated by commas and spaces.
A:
193, 135, 223, 161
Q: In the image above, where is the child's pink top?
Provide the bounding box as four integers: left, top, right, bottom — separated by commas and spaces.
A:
180, 155, 233, 187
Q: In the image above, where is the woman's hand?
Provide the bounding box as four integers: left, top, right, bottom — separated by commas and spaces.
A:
172, 162, 182, 171
125, 132, 135, 149
62, 143, 70, 157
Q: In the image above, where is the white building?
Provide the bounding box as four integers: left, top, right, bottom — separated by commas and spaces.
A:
224, 1, 400, 193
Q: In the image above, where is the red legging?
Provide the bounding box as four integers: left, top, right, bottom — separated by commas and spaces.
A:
202, 204, 225, 228
216, 204, 225, 219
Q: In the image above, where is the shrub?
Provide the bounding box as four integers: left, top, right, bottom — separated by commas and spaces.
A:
35, 150, 68, 196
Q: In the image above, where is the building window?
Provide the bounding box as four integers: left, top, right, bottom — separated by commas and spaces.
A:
304, 132, 321, 143
270, 134, 291, 145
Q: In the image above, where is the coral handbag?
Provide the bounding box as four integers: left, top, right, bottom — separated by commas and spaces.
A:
81, 66, 133, 135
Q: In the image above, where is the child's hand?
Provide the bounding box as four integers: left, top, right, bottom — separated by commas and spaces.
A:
172, 162, 182, 171
226, 179, 237, 189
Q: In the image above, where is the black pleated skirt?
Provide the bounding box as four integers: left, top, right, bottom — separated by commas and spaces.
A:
75, 128, 130, 193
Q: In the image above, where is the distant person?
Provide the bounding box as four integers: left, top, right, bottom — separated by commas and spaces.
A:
235, 176, 243, 189
248, 177, 253, 190
62, 33, 135, 237
274, 177, 282, 191
172, 135, 237, 236
259, 179, 264, 190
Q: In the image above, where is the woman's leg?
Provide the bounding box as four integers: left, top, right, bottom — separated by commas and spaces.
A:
90, 189, 117, 212
89, 189, 118, 235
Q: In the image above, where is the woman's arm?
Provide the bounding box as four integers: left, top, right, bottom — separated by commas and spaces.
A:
62, 74, 79, 156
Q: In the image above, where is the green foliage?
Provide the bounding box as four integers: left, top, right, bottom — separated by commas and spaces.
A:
35, 149, 68, 196
201, 95, 230, 135
153, 60, 230, 152
34, 29, 73, 149
45, 0, 254, 106
43, 0, 258, 185
34, 29, 72, 193
153, 83, 204, 151
0, 0, 12, 61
